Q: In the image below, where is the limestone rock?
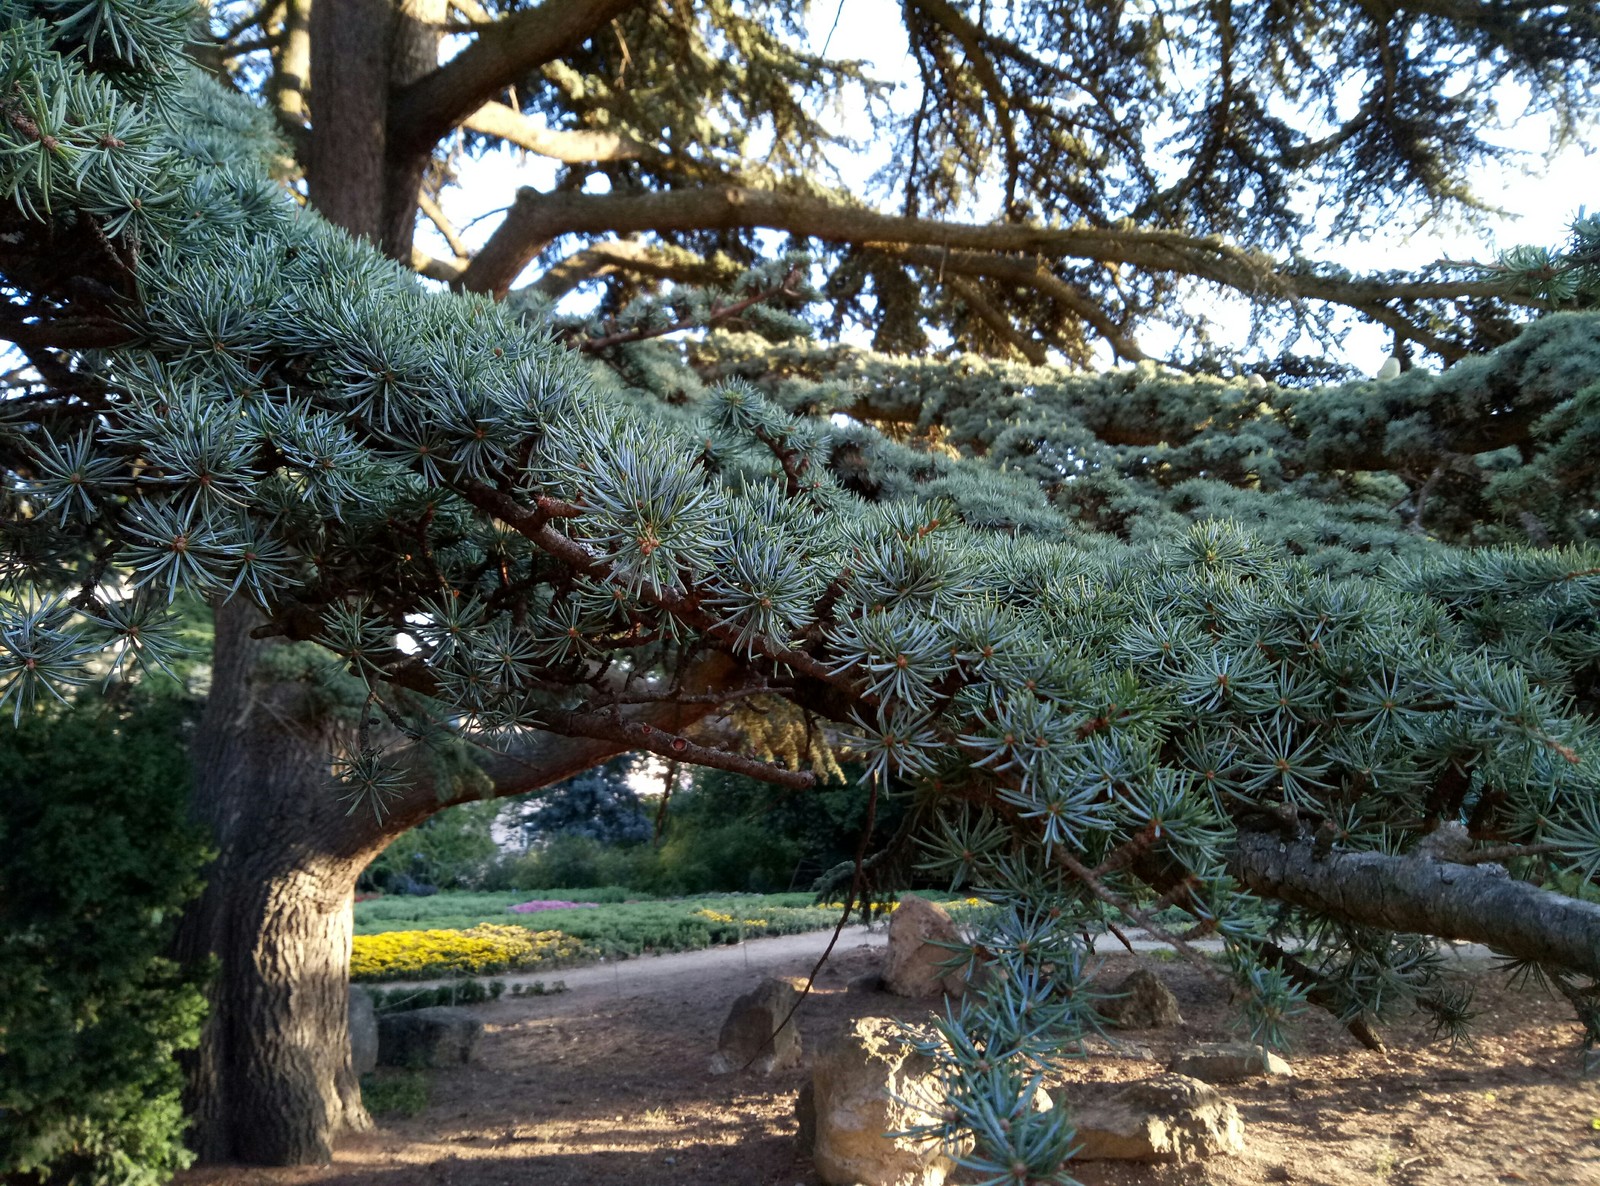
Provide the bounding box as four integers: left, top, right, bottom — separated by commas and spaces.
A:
709, 976, 803, 1075
1100, 968, 1183, 1030
882, 896, 967, 998
1071, 1074, 1244, 1162
348, 986, 378, 1076
377, 1006, 482, 1069
810, 1017, 956, 1186
1167, 1042, 1292, 1084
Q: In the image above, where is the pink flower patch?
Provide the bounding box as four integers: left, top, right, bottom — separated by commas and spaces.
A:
507, 899, 599, 913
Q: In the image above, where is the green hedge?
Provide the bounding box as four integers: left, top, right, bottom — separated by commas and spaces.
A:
0, 692, 210, 1186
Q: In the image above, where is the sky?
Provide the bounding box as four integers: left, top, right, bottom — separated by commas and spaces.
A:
421, 1, 1598, 375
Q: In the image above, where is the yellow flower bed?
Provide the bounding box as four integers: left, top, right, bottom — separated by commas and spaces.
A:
351, 923, 589, 981
693, 908, 769, 926
817, 897, 986, 911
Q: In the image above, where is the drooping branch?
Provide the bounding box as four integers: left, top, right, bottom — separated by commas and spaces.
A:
1232, 829, 1600, 980
387, 0, 643, 160
893, 244, 1148, 361
907, 0, 1022, 212
528, 240, 734, 300
945, 275, 1047, 365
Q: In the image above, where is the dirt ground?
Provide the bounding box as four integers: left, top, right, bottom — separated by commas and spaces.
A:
179, 940, 1600, 1186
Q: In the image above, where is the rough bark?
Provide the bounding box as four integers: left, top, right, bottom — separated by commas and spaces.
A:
175, 602, 374, 1165
306, 0, 391, 240
387, 0, 642, 161
380, 0, 448, 261
1232, 830, 1600, 980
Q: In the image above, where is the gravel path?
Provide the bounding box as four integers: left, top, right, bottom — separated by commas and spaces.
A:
371, 923, 890, 1001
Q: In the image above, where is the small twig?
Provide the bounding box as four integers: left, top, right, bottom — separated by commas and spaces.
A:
1054, 848, 1229, 986
572, 267, 802, 354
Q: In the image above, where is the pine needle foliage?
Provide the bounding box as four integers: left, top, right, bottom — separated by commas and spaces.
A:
5, 7, 1600, 1182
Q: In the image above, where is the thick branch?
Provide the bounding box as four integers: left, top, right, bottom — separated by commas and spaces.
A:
1233, 830, 1600, 980
331, 652, 740, 857
388, 0, 642, 160
0, 316, 132, 350
410, 246, 467, 283
461, 101, 647, 162
459, 185, 1533, 318
539, 705, 813, 788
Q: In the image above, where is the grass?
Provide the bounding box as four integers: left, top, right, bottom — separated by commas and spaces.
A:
360, 1071, 430, 1118
352, 890, 991, 982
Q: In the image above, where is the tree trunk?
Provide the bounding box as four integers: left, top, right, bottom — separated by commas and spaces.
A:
176, 603, 372, 1164
179, 0, 447, 1163
178, 2, 727, 1161
306, 0, 442, 254
174, 603, 730, 1163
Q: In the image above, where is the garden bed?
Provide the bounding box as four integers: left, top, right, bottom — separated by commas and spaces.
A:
352, 890, 988, 981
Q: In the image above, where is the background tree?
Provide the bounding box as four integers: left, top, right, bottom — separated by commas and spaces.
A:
5, 0, 1600, 1177
512, 753, 651, 846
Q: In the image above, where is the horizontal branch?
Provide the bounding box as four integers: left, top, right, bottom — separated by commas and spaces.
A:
333, 653, 739, 857
410, 246, 467, 284
388, 0, 642, 160
1232, 829, 1600, 980
458, 185, 1537, 324
539, 706, 813, 788
0, 315, 133, 351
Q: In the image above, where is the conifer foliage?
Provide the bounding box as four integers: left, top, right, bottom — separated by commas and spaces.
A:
4, 4, 1600, 1182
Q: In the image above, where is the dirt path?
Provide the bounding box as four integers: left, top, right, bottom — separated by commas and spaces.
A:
181, 941, 1600, 1186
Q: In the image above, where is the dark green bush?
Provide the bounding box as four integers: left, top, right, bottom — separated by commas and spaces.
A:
367, 980, 505, 1012
361, 798, 503, 893
0, 690, 210, 1186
